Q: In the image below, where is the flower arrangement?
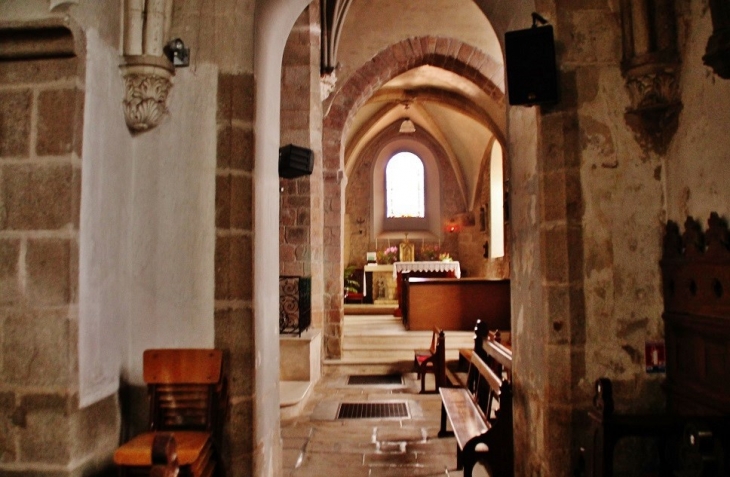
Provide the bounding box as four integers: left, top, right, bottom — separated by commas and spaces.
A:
376, 246, 399, 264
418, 243, 440, 261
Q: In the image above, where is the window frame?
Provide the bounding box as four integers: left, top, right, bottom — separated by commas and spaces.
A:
385, 151, 425, 219
372, 139, 441, 239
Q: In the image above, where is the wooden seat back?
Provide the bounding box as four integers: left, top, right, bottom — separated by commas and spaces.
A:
429, 326, 441, 354
143, 349, 225, 433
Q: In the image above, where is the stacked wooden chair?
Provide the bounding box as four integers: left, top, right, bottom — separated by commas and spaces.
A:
114, 349, 227, 477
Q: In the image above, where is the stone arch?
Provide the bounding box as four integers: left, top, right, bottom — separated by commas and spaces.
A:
325, 36, 504, 170
321, 36, 506, 359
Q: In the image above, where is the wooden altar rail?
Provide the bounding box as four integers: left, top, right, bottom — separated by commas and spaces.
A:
403, 277, 510, 331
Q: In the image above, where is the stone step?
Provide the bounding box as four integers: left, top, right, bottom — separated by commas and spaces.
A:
341, 347, 465, 361
280, 380, 314, 421
342, 331, 474, 349
322, 358, 415, 377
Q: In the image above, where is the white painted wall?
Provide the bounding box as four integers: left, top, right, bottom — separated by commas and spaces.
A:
489, 141, 504, 258
79, 28, 133, 406
79, 31, 217, 405
124, 65, 217, 382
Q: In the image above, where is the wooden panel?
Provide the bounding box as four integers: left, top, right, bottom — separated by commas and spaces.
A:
144, 349, 223, 384
664, 312, 730, 415
406, 278, 510, 331
661, 213, 730, 416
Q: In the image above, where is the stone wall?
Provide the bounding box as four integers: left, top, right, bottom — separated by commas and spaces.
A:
345, 126, 466, 269
280, 3, 325, 332
0, 20, 119, 476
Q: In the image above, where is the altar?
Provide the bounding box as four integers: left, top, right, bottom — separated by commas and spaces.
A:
393, 261, 461, 279
363, 263, 397, 304
393, 261, 461, 319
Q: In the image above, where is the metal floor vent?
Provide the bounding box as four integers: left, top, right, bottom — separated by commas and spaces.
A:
337, 402, 410, 420
347, 374, 403, 386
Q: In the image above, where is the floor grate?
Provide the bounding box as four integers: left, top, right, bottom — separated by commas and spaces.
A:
336, 401, 410, 420
347, 374, 403, 386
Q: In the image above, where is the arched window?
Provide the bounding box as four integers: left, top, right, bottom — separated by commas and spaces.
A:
372, 139, 440, 237
386, 152, 425, 218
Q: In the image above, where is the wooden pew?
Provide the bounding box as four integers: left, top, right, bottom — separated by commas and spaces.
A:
448, 320, 509, 389
438, 342, 514, 476
414, 326, 445, 393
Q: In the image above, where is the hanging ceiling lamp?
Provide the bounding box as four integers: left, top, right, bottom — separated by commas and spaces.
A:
399, 100, 416, 134
399, 118, 416, 134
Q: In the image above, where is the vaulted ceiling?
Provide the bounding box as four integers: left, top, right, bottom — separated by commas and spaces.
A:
324, 0, 506, 208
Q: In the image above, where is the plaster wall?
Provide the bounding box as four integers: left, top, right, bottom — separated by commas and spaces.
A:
78, 27, 133, 406
666, 1, 730, 223
76, 5, 217, 402
337, 0, 501, 90
123, 65, 218, 381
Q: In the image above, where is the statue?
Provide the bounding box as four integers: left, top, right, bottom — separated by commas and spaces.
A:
399, 233, 415, 262
377, 279, 387, 299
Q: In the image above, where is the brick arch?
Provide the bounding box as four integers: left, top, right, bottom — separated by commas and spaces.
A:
324, 36, 504, 170
320, 36, 505, 359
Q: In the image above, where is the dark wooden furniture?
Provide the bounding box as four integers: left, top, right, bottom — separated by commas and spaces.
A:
662, 212, 730, 415
397, 268, 457, 320
114, 349, 227, 477
585, 213, 730, 476
450, 320, 503, 388
414, 327, 446, 393
438, 341, 514, 476
403, 277, 510, 331
586, 378, 684, 477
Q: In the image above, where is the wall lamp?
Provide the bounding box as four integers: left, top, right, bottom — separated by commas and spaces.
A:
164, 38, 190, 67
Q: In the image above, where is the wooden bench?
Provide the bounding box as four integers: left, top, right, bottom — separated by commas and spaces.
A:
438, 345, 513, 476
414, 326, 445, 393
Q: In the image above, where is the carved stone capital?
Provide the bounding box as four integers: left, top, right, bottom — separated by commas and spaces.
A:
624, 63, 682, 154
120, 55, 174, 133
320, 70, 337, 100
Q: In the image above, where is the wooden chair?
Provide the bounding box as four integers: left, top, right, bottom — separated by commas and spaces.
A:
414, 327, 445, 393
114, 349, 227, 477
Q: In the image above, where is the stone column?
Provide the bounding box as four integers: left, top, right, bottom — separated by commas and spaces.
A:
0, 23, 119, 476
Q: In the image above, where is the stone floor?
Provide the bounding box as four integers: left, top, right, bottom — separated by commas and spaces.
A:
280, 371, 490, 476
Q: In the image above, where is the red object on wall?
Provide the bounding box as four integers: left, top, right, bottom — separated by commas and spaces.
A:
645, 341, 666, 373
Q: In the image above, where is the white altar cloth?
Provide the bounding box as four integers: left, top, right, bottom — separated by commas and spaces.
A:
393, 261, 461, 279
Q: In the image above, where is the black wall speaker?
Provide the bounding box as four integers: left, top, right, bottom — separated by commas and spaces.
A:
505, 25, 559, 106
279, 144, 314, 179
